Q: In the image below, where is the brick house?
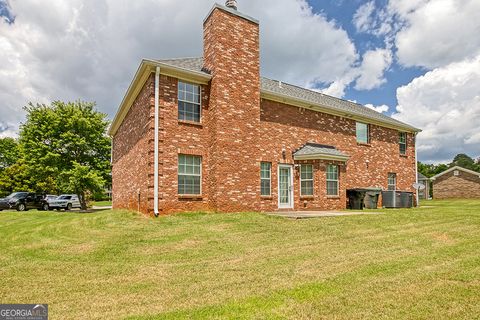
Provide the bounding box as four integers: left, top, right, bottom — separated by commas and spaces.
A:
431, 166, 480, 199
109, 1, 421, 216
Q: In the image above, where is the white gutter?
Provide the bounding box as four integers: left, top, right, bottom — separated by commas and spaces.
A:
414, 132, 419, 207
154, 67, 160, 217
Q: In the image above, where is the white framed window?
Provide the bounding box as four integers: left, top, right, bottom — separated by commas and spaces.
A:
300, 164, 314, 196
178, 81, 201, 122
356, 122, 369, 144
454, 170, 460, 176
326, 165, 339, 196
178, 154, 202, 195
399, 132, 407, 155
388, 173, 397, 191
260, 162, 271, 196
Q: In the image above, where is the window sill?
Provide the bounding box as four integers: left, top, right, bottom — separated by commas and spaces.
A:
400, 154, 408, 158
327, 195, 340, 199
178, 195, 203, 200
260, 196, 273, 200
357, 142, 371, 147
300, 196, 315, 200
178, 120, 203, 127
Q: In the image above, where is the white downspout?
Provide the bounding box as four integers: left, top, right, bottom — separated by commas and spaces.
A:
154, 67, 160, 217
414, 132, 419, 207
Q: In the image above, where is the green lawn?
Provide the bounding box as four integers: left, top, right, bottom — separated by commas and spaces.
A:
0, 200, 479, 319
91, 200, 112, 207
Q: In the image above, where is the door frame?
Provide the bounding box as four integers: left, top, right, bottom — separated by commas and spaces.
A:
278, 164, 294, 209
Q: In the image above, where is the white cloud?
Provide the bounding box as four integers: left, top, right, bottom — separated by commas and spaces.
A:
0, 0, 361, 137
353, 1, 375, 33
355, 48, 392, 90
393, 55, 480, 162
465, 132, 480, 145
394, 0, 480, 69
365, 103, 389, 114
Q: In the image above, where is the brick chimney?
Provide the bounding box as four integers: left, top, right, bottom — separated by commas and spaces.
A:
203, 3, 261, 211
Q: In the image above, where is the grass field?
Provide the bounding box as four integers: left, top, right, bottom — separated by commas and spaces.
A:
91, 200, 112, 207
0, 200, 479, 319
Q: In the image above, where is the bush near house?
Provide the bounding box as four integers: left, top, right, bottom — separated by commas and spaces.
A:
0, 200, 479, 319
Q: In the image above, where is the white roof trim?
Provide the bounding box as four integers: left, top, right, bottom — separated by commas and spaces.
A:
431, 166, 480, 180
261, 89, 420, 133
109, 60, 211, 136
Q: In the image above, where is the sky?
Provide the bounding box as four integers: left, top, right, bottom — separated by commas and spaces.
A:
0, 0, 479, 163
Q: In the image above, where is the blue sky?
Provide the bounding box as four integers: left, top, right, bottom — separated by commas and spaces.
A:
0, 0, 479, 163
0, 0, 14, 24
309, 0, 424, 114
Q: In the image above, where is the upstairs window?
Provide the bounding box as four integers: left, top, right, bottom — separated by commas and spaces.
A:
356, 122, 369, 144
260, 162, 271, 196
178, 81, 201, 122
399, 132, 407, 155
300, 164, 314, 196
326, 165, 339, 196
388, 173, 397, 191
178, 155, 202, 195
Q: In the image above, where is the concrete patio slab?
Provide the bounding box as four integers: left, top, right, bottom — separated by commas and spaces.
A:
267, 211, 385, 219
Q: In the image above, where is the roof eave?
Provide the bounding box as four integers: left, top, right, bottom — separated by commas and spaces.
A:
108, 60, 212, 137
294, 153, 350, 162
431, 165, 480, 180
260, 89, 421, 133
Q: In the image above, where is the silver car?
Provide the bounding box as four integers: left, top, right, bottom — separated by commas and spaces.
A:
49, 194, 81, 211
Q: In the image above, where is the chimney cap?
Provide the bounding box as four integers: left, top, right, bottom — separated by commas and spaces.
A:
225, 0, 237, 10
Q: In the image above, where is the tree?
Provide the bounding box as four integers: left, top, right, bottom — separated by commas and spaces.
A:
450, 153, 476, 170
60, 162, 105, 210
0, 137, 18, 170
0, 159, 34, 196
19, 101, 111, 209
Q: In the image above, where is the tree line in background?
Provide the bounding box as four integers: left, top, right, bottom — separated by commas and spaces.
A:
418, 154, 480, 178
0, 101, 111, 210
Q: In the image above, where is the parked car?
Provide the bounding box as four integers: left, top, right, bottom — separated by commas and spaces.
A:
44, 195, 58, 206
0, 192, 50, 211
48, 194, 81, 211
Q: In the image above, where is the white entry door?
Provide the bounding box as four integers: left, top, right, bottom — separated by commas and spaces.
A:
278, 165, 294, 209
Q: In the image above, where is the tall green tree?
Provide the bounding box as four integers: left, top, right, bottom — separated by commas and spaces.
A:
20, 101, 111, 209
0, 137, 18, 170
450, 153, 476, 170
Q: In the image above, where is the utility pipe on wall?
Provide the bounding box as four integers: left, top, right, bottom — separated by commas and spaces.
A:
154, 67, 160, 217
414, 132, 420, 207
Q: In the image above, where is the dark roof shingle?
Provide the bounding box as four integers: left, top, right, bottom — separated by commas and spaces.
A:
155, 57, 419, 132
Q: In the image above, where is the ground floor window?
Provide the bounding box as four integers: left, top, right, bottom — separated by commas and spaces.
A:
260, 162, 271, 196
388, 173, 397, 191
300, 164, 314, 196
178, 154, 202, 195
326, 165, 339, 196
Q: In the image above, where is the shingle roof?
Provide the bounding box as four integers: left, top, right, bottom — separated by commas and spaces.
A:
431, 166, 480, 180
156, 57, 208, 74
155, 57, 420, 132
293, 143, 349, 161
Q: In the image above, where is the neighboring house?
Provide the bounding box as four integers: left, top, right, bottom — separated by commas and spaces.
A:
109, 1, 421, 216
431, 166, 480, 199
418, 173, 431, 200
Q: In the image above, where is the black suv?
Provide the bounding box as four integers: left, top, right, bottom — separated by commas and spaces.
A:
0, 192, 49, 212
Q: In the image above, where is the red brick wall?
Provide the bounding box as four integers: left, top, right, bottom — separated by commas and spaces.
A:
253, 99, 416, 211
112, 75, 155, 214
434, 170, 480, 199
156, 75, 214, 214
112, 6, 418, 215
202, 7, 261, 212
